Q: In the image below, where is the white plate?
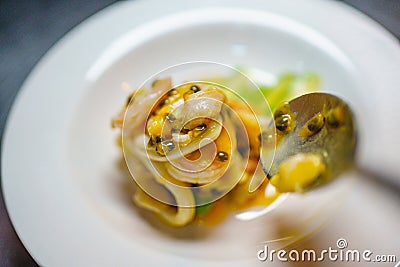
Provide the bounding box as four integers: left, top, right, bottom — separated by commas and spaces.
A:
2, 0, 400, 266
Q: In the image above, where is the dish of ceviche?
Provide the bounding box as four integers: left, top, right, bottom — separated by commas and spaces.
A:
111, 66, 329, 227
2, 1, 400, 266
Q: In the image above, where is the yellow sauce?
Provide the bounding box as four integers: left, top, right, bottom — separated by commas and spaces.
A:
270, 153, 326, 193
196, 181, 279, 226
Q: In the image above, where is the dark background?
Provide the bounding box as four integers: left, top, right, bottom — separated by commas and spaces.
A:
1, 0, 399, 266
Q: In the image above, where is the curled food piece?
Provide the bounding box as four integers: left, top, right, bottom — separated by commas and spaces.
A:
134, 186, 195, 227
182, 88, 225, 130
113, 78, 172, 136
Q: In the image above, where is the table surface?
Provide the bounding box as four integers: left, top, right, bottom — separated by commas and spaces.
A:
1, 0, 399, 266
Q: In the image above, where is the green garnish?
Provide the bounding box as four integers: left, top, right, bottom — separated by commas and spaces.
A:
195, 203, 213, 216
260, 72, 320, 110
210, 69, 320, 111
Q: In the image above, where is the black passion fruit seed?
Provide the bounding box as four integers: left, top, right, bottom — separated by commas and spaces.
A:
326, 106, 345, 128
190, 85, 200, 93
168, 89, 178, 96
155, 140, 175, 156
275, 114, 291, 132
195, 124, 207, 131
166, 113, 176, 122
162, 140, 175, 151
216, 151, 229, 162
192, 124, 207, 137
307, 113, 325, 133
